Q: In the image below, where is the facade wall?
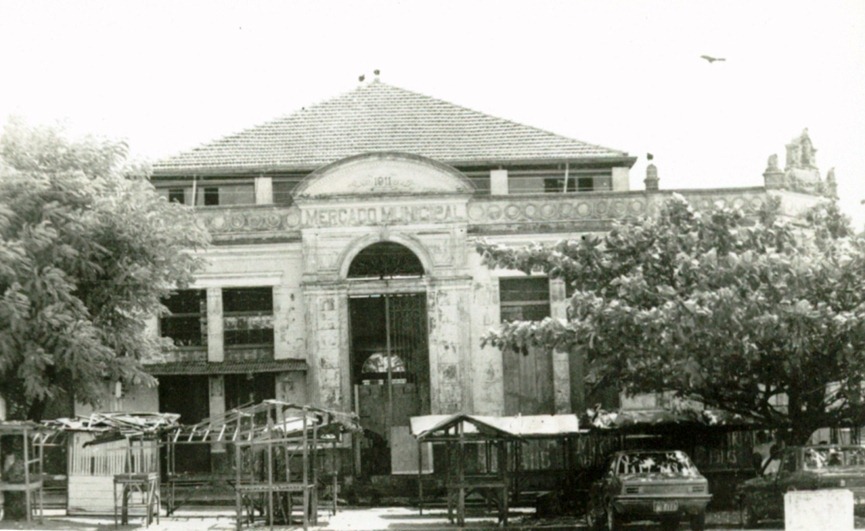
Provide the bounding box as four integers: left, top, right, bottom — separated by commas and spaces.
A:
110, 153, 831, 479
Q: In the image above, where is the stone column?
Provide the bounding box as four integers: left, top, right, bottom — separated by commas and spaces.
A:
254, 176, 273, 205
550, 279, 572, 413
427, 278, 473, 414
611, 167, 630, 192
469, 275, 504, 416
207, 287, 224, 362
273, 285, 304, 360
490, 169, 508, 196
209, 375, 227, 468
304, 288, 347, 411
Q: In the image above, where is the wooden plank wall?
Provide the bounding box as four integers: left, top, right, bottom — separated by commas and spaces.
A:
66, 432, 157, 515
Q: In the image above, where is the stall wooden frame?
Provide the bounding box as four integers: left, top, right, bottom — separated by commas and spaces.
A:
0, 422, 50, 523
166, 400, 360, 531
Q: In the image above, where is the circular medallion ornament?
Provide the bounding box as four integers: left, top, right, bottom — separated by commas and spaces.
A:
559, 202, 574, 219
229, 215, 246, 230
524, 204, 538, 219
540, 203, 557, 219
488, 205, 502, 220
209, 215, 225, 229
285, 210, 301, 228
595, 201, 608, 216
265, 214, 281, 229
629, 200, 645, 215
468, 204, 485, 221
505, 204, 521, 220
576, 202, 591, 217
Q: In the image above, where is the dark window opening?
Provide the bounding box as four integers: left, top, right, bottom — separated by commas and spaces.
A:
160, 290, 207, 347
203, 187, 219, 206
500, 277, 550, 322
223, 287, 274, 347
168, 188, 185, 204
348, 242, 424, 279
577, 176, 594, 191
272, 180, 300, 205
544, 178, 578, 193
224, 373, 275, 411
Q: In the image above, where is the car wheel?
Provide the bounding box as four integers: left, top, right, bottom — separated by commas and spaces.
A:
689, 512, 706, 531
606, 504, 624, 531
740, 499, 758, 528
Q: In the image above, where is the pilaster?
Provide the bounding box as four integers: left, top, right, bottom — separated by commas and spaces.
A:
206, 287, 224, 362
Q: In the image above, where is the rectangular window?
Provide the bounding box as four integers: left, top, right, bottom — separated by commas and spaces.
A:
223, 287, 274, 347
203, 187, 219, 206
544, 178, 578, 193
500, 277, 551, 322
160, 290, 207, 347
577, 176, 594, 192
168, 188, 185, 204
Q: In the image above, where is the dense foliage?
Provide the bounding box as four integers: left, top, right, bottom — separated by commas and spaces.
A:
0, 120, 209, 420
478, 195, 865, 444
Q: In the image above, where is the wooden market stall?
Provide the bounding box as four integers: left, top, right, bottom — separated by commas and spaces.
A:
42, 412, 180, 523
411, 414, 527, 527
0, 421, 51, 523
167, 400, 361, 531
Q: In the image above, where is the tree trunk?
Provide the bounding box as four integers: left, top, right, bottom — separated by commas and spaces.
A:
26, 399, 46, 423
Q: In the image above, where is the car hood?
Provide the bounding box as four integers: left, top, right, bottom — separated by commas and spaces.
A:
807, 467, 865, 477
620, 472, 704, 482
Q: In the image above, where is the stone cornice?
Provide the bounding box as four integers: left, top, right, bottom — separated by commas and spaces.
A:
193, 188, 773, 242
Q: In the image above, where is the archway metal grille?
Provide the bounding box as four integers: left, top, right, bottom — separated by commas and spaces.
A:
347, 242, 424, 279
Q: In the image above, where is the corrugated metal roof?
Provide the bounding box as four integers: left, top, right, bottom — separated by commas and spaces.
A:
410, 413, 582, 440
153, 81, 632, 175
144, 359, 306, 375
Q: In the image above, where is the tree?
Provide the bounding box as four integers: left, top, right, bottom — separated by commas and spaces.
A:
477, 194, 865, 445
0, 119, 209, 421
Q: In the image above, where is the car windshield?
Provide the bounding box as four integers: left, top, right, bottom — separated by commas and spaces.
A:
803, 447, 865, 470
616, 451, 697, 476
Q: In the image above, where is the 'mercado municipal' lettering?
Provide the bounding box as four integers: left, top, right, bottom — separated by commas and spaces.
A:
302, 203, 464, 227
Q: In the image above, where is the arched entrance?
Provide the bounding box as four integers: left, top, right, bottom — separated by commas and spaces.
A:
347, 242, 430, 476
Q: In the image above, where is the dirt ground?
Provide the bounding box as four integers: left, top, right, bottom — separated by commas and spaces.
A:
0, 507, 863, 530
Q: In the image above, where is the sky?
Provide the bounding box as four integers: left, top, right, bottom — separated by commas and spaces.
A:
1, 0, 864, 225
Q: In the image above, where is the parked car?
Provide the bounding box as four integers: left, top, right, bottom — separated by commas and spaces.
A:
586, 450, 712, 531
736, 445, 865, 526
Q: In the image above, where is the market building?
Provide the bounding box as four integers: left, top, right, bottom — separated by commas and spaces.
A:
88, 79, 834, 478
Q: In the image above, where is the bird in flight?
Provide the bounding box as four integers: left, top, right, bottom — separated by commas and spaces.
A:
701, 55, 726, 63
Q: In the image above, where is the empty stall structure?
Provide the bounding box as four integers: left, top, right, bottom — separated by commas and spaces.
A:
41, 412, 180, 524
166, 400, 361, 531
0, 421, 52, 523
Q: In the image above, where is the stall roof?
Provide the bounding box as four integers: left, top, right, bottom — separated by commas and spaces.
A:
37, 412, 181, 445
172, 400, 362, 444
410, 414, 584, 442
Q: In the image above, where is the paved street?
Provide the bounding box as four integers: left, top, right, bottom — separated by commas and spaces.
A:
0, 507, 850, 530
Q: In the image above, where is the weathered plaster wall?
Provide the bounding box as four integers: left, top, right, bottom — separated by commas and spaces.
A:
467, 250, 504, 415
305, 288, 345, 410
427, 280, 472, 414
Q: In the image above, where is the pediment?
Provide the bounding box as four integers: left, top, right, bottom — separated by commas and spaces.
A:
293, 152, 476, 200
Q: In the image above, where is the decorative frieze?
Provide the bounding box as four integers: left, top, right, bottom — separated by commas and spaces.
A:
191, 190, 770, 240
468, 189, 768, 232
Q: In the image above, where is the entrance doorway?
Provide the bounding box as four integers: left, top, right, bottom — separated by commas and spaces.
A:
159, 375, 210, 473
350, 293, 429, 476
